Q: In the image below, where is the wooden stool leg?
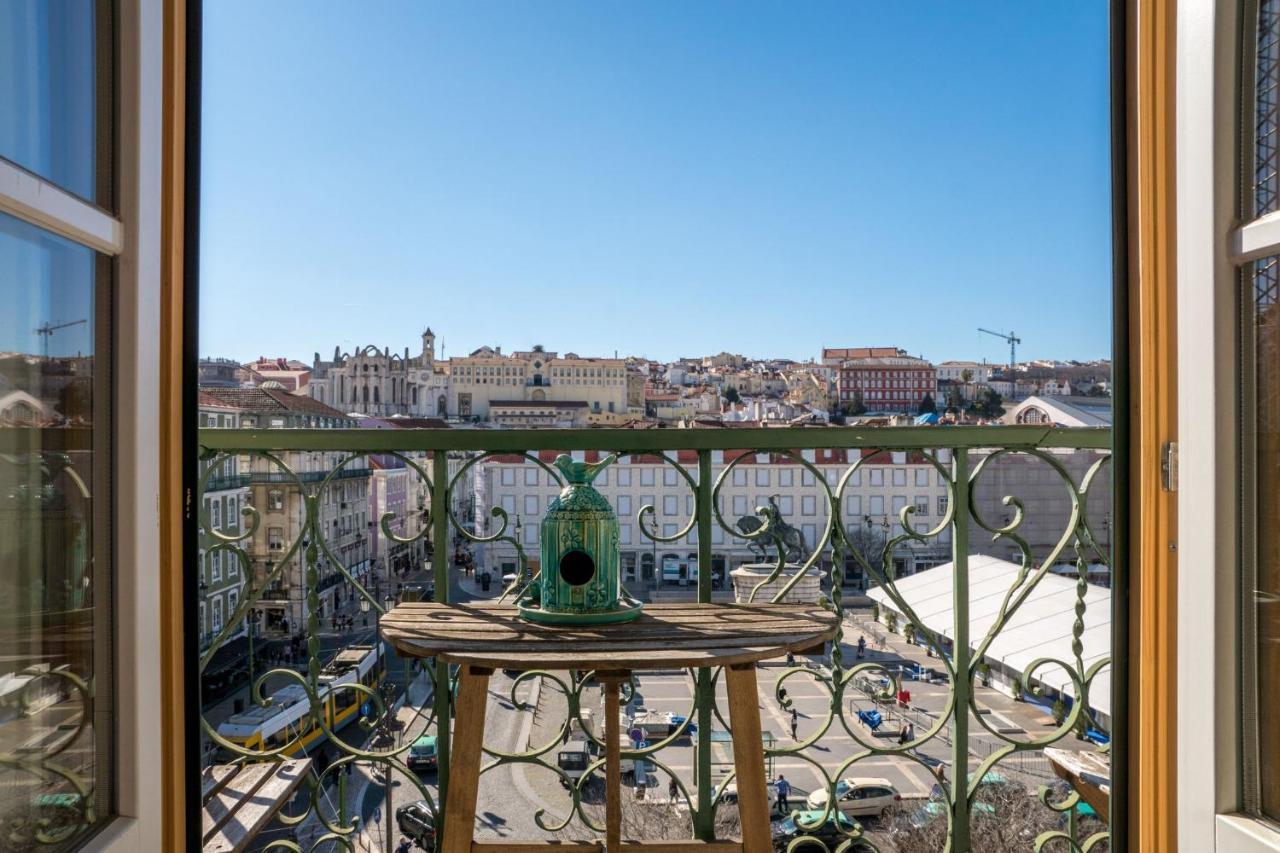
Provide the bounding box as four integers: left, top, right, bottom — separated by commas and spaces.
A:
442, 665, 492, 853
600, 673, 627, 851
725, 663, 771, 853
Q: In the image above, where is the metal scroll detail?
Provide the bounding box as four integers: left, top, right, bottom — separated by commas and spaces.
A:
194, 432, 1114, 852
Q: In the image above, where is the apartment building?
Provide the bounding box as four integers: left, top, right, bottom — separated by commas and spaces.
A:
837, 353, 938, 412
200, 387, 370, 638
195, 394, 249, 653
475, 449, 954, 592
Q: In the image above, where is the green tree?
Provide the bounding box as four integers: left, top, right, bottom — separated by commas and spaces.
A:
917, 393, 936, 415
722, 386, 741, 404
960, 368, 974, 384
968, 388, 1004, 419
848, 391, 867, 416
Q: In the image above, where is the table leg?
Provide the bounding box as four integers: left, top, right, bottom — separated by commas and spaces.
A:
599, 672, 628, 851
725, 663, 771, 853
442, 665, 492, 853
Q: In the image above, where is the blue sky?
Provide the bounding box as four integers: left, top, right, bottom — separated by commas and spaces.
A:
200, 2, 1112, 366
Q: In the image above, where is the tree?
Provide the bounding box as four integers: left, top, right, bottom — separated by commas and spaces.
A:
917, 393, 936, 415
960, 368, 974, 384
881, 777, 1109, 853
968, 388, 1004, 419
722, 386, 741, 404
848, 391, 867, 416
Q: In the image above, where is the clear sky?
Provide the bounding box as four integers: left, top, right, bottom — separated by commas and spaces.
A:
200, 2, 1112, 366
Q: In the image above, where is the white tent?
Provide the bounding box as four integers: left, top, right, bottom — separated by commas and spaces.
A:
866, 554, 1112, 720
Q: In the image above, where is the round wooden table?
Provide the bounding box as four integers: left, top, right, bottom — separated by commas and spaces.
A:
380, 602, 838, 853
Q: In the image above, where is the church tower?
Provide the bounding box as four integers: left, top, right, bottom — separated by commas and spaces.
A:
421, 327, 435, 365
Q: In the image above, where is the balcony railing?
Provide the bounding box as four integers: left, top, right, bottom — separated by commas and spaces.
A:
195, 425, 1115, 852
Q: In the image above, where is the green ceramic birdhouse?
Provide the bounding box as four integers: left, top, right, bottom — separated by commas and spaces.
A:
517, 453, 642, 625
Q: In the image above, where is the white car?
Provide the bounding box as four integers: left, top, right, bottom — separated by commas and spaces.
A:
805, 777, 901, 818
720, 780, 779, 808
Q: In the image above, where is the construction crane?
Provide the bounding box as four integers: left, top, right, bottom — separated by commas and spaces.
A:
34, 319, 88, 358
977, 327, 1021, 375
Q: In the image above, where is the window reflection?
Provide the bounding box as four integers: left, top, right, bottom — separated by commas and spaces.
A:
0, 0, 106, 203
0, 210, 110, 848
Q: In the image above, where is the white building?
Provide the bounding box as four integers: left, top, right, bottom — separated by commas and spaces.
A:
475, 448, 954, 591
935, 361, 1000, 383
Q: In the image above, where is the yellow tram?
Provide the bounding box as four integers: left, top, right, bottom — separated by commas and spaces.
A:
215, 645, 383, 756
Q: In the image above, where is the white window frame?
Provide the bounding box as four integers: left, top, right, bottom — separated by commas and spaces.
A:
616, 468, 632, 487
641, 468, 655, 487
779, 468, 794, 487
617, 495, 632, 517
0, 4, 169, 845
1178, 1, 1280, 848
755, 468, 770, 487
524, 467, 539, 486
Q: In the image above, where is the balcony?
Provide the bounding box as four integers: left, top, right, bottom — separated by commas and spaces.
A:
196, 425, 1114, 852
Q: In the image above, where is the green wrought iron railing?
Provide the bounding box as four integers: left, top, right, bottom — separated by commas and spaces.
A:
194, 425, 1115, 853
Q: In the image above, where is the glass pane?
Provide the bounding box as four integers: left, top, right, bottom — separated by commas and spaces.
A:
0, 210, 111, 847
1257, 0, 1280, 216
0, 0, 105, 203
1255, 255, 1280, 818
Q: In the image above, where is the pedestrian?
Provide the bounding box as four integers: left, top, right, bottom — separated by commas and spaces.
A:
906, 722, 915, 744
856, 635, 866, 659
396, 837, 413, 853
774, 774, 791, 814
669, 776, 679, 802
785, 651, 795, 668
898, 721, 909, 746
790, 708, 799, 741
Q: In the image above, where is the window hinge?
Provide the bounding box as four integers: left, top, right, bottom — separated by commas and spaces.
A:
1161, 441, 1178, 492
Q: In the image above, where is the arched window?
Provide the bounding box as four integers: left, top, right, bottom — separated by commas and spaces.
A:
412, 386, 419, 406
373, 386, 380, 404
362, 386, 369, 404
438, 395, 447, 416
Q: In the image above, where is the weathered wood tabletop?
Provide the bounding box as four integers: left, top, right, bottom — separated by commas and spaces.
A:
379, 601, 839, 670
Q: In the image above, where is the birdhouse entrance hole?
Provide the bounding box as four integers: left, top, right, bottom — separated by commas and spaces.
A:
559, 549, 596, 586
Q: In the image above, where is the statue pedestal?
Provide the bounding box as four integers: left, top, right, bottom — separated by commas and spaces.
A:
730, 563, 821, 605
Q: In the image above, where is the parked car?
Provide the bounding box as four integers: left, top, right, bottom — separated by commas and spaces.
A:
557, 739, 592, 787
395, 799, 436, 849
804, 777, 901, 818
406, 734, 438, 772
719, 780, 779, 808
770, 809, 874, 852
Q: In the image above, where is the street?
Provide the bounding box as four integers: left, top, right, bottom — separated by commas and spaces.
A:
201, 563, 1103, 849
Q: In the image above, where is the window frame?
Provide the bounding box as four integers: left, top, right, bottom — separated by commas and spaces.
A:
1178, 0, 1280, 848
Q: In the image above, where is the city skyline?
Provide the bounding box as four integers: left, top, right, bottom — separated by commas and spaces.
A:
199, 2, 1112, 365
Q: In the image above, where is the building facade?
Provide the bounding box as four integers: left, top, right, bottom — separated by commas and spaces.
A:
837, 354, 938, 412
446, 346, 627, 420
196, 394, 250, 653
200, 387, 371, 639
309, 329, 446, 417
476, 448, 954, 592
